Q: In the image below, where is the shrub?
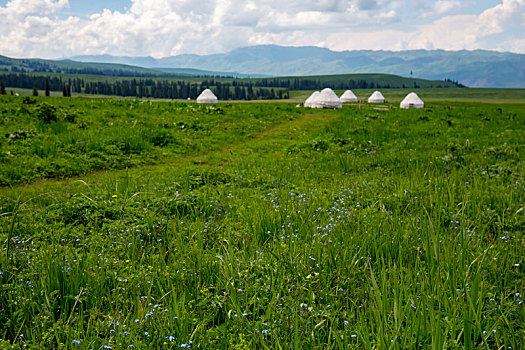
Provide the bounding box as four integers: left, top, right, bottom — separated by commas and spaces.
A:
36, 103, 58, 123
149, 129, 174, 147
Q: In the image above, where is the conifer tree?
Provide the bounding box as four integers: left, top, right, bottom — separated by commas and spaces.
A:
0, 81, 6, 95
32, 87, 39, 96
45, 78, 50, 96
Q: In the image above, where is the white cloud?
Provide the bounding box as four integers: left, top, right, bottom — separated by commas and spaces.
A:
431, 0, 464, 15
0, 0, 68, 17
327, 0, 525, 52
0, 0, 523, 58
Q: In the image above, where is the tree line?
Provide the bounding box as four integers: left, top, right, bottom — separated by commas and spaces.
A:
0, 73, 289, 100
0, 72, 465, 99
249, 77, 462, 90
4, 62, 206, 78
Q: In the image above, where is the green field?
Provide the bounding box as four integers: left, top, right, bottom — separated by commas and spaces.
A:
0, 92, 524, 349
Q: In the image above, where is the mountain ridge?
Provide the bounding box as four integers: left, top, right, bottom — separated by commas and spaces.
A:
71, 45, 525, 88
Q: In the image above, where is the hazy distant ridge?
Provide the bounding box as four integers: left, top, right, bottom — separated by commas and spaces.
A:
71, 45, 525, 88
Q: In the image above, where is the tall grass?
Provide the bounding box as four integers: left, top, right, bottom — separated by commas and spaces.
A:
0, 96, 523, 348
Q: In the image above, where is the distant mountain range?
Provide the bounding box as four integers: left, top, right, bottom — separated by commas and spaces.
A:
70, 45, 525, 88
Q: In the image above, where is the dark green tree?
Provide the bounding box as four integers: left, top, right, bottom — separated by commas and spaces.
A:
32, 87, 39, 96
45, 78, 50, 96
0, 81, 6, 95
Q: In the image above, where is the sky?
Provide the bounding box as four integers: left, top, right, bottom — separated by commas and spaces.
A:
0, 0, 524, 59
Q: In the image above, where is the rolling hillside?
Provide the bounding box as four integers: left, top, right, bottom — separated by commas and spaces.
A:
0, 55, 245, 78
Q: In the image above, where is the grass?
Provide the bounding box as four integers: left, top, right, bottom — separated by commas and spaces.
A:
0, 93, 524, 349
290, 88, 525, 103
0, 95, 302, 185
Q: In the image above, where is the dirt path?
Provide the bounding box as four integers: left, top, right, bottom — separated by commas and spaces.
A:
1, 112, 335, 198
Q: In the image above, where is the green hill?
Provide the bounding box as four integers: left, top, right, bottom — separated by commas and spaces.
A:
248, 73, 459, 89
0, 55, 172, 77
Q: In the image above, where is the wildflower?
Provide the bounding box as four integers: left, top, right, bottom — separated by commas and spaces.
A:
262, 330, 268, 335
72, 340, 81, 345
112, 195, 117, 198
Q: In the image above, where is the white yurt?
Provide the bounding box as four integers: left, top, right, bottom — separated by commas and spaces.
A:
340, 90, 358, 102
304, 91, 320, 107
310, 88, 342, 109
196, 89, 218, 103
368, 91, 385, 103
400, 92, 424, 109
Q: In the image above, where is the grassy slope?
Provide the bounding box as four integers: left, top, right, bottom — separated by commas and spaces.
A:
249, 73, 457, 88
0, 96, 524, 349
0, 70, 457, 88
0, 55, 175, 76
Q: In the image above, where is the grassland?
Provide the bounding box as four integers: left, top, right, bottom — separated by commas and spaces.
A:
290, 88, 525, 104
0, 92, 524, 349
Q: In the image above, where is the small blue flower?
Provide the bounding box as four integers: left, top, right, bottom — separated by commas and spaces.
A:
72, 340, 81, 345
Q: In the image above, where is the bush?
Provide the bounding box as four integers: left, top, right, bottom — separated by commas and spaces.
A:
36, 103, 57, 123
150, 129, 174, 147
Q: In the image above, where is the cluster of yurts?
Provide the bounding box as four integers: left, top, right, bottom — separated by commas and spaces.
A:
303, 88, 424, 109
195, 88, 424, 109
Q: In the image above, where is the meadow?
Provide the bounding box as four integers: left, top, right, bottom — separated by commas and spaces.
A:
0, 92, 524, 349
